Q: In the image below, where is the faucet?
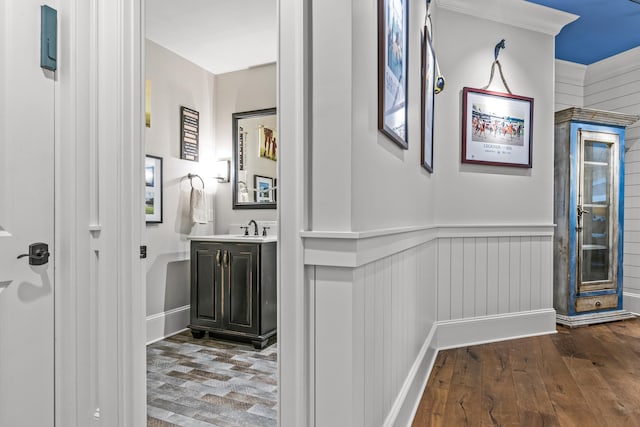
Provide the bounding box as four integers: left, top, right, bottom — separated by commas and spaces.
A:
248, 219, 258, 236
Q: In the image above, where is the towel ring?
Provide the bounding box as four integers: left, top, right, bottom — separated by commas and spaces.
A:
187, 173, 205, 189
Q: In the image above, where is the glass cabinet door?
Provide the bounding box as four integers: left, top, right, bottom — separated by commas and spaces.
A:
578, 132, 619, 292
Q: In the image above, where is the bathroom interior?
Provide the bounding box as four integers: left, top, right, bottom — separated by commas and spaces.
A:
144, 1, 279, 425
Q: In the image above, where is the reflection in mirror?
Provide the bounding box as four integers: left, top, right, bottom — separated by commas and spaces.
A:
232, 108, 277, 209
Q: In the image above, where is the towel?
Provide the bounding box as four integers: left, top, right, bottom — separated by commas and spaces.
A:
190, 188, 208, 224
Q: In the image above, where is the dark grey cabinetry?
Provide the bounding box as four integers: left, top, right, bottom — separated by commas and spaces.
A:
189, 240, 276, 348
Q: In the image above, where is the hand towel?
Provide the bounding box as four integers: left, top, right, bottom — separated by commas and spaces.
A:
190, 188, 208, 224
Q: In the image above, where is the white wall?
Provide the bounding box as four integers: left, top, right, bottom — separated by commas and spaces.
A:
303, 0, 570, 425
432, 7, 556, 226
145, 39, 216, 342
581, 47, 640, 312
213, 64, 277, 234
555, 60, 586, 111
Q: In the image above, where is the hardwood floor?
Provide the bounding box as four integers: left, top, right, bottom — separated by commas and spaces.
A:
412, 319, 640, 427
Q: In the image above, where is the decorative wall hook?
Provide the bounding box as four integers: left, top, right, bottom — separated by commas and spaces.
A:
494, 39, 506, 61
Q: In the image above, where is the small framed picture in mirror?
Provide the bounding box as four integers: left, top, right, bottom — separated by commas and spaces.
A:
254, 175, 274, 203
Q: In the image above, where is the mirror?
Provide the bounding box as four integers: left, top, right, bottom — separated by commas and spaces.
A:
232, 108, 277, 209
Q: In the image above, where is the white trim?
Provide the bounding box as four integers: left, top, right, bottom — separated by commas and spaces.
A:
278, 0, 311, 425
436, 224, 555, 238
434, 309, 557, 350
303, 224, 555, 268
387, 310, 557, 427
624, 292, 640, 315
383, 324, 438, 427
435, 0, 578, 36
146, 305, 191, 345
0, 230, 11, 238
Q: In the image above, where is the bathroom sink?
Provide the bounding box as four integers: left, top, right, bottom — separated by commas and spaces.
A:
188, 234, 277, 243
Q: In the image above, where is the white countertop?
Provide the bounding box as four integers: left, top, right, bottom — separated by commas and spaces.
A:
188, 234, 277, 243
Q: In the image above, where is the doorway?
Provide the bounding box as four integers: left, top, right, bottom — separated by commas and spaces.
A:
144, 1, 279, 425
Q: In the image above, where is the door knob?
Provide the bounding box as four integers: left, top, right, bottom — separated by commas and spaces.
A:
17, 242, 50, 265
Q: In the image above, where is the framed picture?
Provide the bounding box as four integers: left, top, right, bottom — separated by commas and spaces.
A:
254, 174, 274, 203
378, 0, 408, 149
180, 106, 199, 162
259, 125, 277, 161
145, 155, 163, 223
421, 27, 435, 173
462, 87, 534, 168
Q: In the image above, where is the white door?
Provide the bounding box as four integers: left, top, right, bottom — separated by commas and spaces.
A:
0, 1, 56, 425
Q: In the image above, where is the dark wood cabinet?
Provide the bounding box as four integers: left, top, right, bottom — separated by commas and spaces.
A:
189, 239, 276, 348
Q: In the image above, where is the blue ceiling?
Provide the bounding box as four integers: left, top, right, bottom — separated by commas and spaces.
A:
527, 0, 640, 65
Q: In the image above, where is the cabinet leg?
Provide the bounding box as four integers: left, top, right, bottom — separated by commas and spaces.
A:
191, 329, 205, 339
251, 339, 267, 350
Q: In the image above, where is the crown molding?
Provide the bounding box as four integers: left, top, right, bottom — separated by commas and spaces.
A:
435, 0, 578, 36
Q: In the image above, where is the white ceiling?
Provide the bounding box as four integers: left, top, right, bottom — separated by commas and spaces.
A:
146, 0, 277, 75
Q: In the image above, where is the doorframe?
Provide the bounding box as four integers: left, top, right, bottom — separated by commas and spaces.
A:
55, 0, 146, 425
57, 0, 311, 424
278, 0, 312, 424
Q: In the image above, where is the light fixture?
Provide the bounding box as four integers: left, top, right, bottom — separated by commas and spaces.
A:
214, 159, 230, 183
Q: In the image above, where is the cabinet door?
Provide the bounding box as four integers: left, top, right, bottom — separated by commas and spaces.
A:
191, 242, 224, 328
577, 130, 619, 294
224, 244, 259, 335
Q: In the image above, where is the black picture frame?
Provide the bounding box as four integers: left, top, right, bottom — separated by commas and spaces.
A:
145, 155, 163, 223
378, 0, 409, 149
461, 87, 534, 168
421, 26, 435, 173
253, 174, 274, 203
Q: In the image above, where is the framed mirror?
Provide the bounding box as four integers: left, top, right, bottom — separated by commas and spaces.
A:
232, 108, 277, 209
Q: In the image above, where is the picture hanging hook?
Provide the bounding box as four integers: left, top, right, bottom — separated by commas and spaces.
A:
494, 39, 506, 61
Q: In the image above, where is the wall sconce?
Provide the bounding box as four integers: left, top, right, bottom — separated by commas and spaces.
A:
215, 159, 230, 183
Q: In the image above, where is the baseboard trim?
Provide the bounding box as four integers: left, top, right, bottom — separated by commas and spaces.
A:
624, 292, 640, 315
384, 324, 438, 427
146, 305, 190, 345
393, 309, 557, 427
434, 309, 557, 350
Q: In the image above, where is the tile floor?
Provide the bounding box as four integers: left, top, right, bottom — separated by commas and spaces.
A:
147, 331, 277, 427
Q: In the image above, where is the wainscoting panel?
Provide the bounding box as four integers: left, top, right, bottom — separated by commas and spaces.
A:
361, 241, 437, 427
437, 235, 553, 321
313, 239, 437, 427
306, 224, 554, 427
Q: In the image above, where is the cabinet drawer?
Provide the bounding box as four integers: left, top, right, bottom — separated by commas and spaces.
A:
575, 294, 618, 313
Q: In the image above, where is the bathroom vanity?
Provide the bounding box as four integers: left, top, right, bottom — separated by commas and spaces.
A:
188, 235, 277, 348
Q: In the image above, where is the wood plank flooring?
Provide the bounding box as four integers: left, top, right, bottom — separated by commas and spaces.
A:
412, 319, 640, 427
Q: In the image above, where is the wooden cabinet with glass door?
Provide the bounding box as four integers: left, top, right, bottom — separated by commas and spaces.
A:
554, 108, 639, 326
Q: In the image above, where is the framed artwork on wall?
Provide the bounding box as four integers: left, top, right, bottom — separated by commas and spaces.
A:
461, 87, 534, 168
145, 155, 163, 223
253, 174, 274, 203
378, 0, 408, 149
421, 26, 435, 173
180, 106, 199, 162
